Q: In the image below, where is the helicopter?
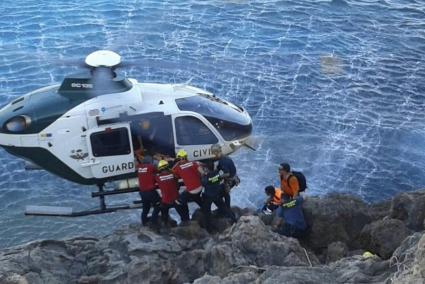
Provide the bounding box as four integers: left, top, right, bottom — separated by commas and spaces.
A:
0, 50, 253, 217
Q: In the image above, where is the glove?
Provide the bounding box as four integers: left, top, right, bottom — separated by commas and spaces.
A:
234, 175, 240, 186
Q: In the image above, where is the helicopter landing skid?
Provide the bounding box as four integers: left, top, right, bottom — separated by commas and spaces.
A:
25, 185, 143, 217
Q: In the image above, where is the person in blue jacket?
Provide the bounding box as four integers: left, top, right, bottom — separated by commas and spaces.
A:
210, 144, 240, 209
201, 167, 237, 232
275, 194, 307, 238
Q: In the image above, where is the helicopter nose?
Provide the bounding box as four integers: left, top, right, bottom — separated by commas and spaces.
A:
0, 102, 28, 146
0, 104, 8, 134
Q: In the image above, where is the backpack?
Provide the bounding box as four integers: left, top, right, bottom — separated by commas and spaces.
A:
288, 171, 307, 192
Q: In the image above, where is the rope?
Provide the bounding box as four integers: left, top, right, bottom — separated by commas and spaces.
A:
303, 248, 313, 267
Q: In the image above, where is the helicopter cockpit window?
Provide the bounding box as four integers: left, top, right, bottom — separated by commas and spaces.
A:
176, 94, 248, 124
176, 95, 252, 141
175, 116, 218, 145
204, 117, 252, 141
90, 128, 131, 157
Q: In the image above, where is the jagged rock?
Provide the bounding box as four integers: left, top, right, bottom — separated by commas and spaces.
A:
2, 191, 425, 284
219, 271, 259, 283
411, 234, 425, 280
126, 255, 175, 283
170, 221, 209, 241
258, 211, 273, 225
206, 243, 249, 276
359, 218, 411, 259
390, 191, 425, 231
369, 199, 392, 221
231, 207, 255, 219
257, 266, 336, 283
257, 211, 280, 226
193, 270, 258, 284
390, 233, 425, 283
330, 255, 392, 283
192, 274, 222, 284
0, 273, 30, 284
303, 194, 372, 252
222, 216, 318, 268
326, 241, 348, 263
191, 208, 236, 233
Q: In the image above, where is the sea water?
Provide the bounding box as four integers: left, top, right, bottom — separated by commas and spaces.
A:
0, 0, 424, 248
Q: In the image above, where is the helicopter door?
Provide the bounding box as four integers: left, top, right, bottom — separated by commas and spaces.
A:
130, 113, 175, 158
85, 123, 134, 179
173, 114, 220, 160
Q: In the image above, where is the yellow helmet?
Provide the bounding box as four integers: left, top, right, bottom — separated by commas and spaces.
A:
158, 160, 169, 170
362, 251, 375, 259
176, 149, 188, 159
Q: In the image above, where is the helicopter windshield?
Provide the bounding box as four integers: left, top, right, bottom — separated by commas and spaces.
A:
176, 94, 252, 141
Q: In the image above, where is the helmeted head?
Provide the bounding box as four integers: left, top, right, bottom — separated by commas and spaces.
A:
211, 144, 222, 158
158, 159, 169, 171
264, 185, 275, 196
176, 149, 188, 160
279, 163, 291, 175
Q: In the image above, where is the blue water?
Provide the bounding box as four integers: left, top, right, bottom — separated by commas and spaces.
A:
0, 0, 425, 248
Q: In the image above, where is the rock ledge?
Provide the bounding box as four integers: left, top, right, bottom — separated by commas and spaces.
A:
1, 190, 425, 283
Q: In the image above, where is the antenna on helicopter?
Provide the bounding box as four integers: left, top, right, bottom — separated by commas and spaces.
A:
85, 50, 121, 79
85, 50, 121, 68
58, 50, 132, 98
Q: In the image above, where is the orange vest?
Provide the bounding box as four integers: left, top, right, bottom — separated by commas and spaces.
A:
280, 174, 299, 198
271, 188, 282, 205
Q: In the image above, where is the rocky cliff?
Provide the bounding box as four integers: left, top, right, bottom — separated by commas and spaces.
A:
1, 191, 425, 284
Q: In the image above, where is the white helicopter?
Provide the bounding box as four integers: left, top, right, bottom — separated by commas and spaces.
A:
0, 50, 253, 217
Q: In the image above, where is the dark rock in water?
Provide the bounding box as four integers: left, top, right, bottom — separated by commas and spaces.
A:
359, 218, 411, 259
303, 194, 372, 252
1, 190, 425, 283
390, 191, 425, 231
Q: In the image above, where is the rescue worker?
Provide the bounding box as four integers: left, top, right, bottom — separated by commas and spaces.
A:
279, 163, 299, 198
136, 156, 160, 226
261, 185, 282, 214
201, 167, 237, 232
172, 149, 204, 221
274, 194, 307, 238
211, 144, 239, 209
152, 160, 186, 227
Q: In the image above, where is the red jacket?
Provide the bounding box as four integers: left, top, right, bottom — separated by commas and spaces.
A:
137, 163, 157, 192
155, 172, 179, 204
172, 160, 202, 192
